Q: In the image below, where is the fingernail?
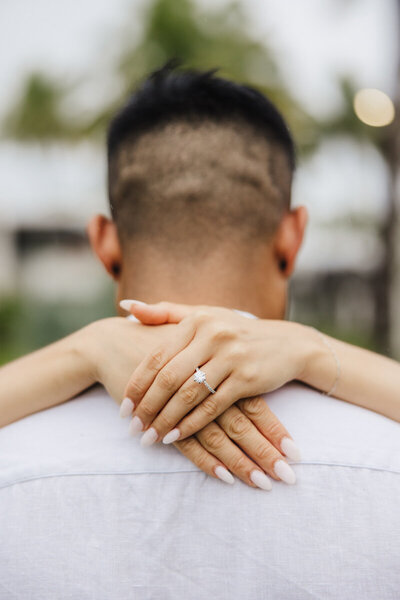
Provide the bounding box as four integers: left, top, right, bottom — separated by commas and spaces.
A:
140, 427, 158, 447
119, 299, 147, 311
250, 470, 272, 491
280, 437, 301, 462
129, 416, 144, 435
214, 466, 235, 485
162, 429, 180, 444
120, 397, 134, 418
274, 460, 296, 485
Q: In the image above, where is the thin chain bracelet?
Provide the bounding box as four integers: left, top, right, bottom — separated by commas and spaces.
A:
311, 327, 341, 397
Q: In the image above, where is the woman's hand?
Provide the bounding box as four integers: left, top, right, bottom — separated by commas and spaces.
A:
120, 300, 308, 462
122, 393, 297, 487
83, 317, 296, 487
174, 397, 297, 488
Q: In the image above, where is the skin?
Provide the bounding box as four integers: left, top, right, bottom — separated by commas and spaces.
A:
123, 300, 400, 439
87, 203, 400, 482
86, 205, 308, 320
0, 205, 307, 491
90, 204, 308, 487
2, 204, 399, 489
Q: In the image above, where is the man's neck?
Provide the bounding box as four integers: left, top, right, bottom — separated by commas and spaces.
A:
118, 252, 286, 320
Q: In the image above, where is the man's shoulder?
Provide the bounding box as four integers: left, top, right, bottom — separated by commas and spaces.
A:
1, 383, 399, 492
0, 386, 193, 490
266, 383, 400, 475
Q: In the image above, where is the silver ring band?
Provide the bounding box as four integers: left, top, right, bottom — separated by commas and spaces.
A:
193, 367, 216, 394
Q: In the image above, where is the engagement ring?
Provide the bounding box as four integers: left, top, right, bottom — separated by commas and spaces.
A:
194, 367, 216, 394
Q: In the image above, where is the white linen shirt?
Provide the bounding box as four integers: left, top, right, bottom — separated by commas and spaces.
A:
1, 381, 399, 599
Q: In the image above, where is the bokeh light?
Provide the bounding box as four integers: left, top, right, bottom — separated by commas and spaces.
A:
353, 88, 395, 127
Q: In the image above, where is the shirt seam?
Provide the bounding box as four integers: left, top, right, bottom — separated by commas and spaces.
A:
0, 461, 399, 491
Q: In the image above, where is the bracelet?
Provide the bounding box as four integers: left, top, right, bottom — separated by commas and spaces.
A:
311, 328, 341, 397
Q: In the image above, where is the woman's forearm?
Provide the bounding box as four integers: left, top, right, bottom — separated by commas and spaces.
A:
299, 325, 400, 422
0, 326, 96, 427
0, 318, 174, 429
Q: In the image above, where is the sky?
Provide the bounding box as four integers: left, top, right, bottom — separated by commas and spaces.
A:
0, 0, 397, 119
0, 0, 398, 270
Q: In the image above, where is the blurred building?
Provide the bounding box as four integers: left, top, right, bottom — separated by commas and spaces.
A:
0, 142, 107, 302
0, 0, 398, 360
0, 137, 393, 356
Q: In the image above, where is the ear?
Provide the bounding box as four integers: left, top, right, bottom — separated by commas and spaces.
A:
87, 214, 122, 280
273, 206, 308, 277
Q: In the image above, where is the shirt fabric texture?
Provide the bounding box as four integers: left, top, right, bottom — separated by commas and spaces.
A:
1, 380, 399, 599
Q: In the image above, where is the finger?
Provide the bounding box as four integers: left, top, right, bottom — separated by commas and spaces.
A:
173, 434, 235, 485
120, 299, 198, 324
142, 358, 232, 444
196, 422, 272, 490
124, 318, 195, 407
237, 397, 301, 462
130, 341, 216, 440
165, 377, 240, 441
217, 406, 296, 485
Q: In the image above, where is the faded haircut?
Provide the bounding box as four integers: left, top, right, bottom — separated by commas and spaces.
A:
107, 62, 296, 257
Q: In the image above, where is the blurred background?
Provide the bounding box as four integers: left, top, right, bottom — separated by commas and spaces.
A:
0, 0, 399, 364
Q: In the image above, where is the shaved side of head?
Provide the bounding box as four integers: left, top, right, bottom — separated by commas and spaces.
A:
107, 63, 295, 263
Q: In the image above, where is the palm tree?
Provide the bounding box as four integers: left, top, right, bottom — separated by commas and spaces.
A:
3, 73, 71, 141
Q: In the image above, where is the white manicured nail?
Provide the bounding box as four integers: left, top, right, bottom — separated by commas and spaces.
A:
119, 299, 147, 311
214, 466, 235, 485
129, 416, 144, 435
140, 427, 158, 447
250, 470, 272, 491
162, 429, 180, 444
274, 460, 296, 485
280, 437, 301, 462
120, 397, 134, 418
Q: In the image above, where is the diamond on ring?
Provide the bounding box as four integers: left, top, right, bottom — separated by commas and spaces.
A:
194, 367, 216, 394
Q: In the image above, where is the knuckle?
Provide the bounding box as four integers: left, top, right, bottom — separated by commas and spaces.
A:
180, 414, 195, 434
127, 378, 145, 398
226, 414, 251, 438
147, 349, 165, 371
196, 452, 210, 470
158, 414, 176, 431
226, 342, 246, 362
204, 428, 226, 451
264, 419, 283, 439
254, 442, 274, 462
230, 454, 248, 474
157, 368, 177, 391
176, 437, 197, 453
209, 321, 233, 341
238, 365, 258, 384
139, 403, 156, 419
179, 385, 198, 407
241, 397, 265, 418
202, 396, 219, 417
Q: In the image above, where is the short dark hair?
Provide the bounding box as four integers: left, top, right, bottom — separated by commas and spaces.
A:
107, 61, 296, 256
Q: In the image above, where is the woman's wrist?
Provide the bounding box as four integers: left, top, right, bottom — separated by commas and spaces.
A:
71, 320, 107, 386
296, 324, 338, 394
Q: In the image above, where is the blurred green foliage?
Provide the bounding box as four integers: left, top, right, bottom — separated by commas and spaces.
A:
0, 0, 397, 363
0, 291, 115, 365
3, 0, 385, 154
4, 74, 70, 141
0, 0, 347, 152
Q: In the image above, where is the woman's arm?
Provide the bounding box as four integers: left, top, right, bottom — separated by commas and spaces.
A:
0, 327, 95, 427
301, 328, 400, 421
0, 317, 297, 489
0, 318, 167, 428
120, 301, 400, 448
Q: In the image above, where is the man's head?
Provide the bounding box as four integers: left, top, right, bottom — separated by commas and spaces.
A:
88, 62, 307, 319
